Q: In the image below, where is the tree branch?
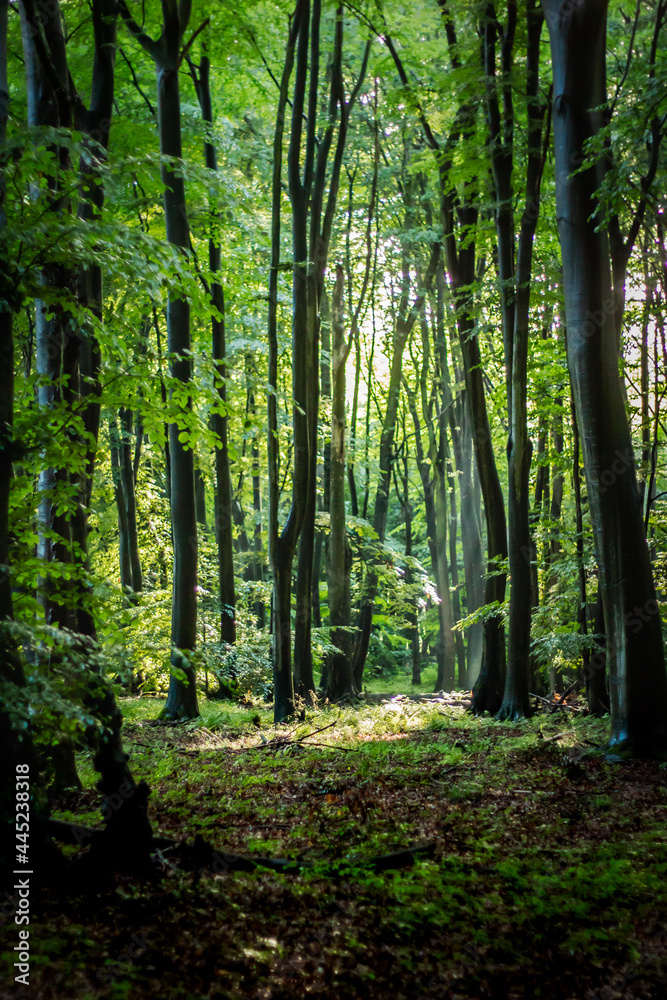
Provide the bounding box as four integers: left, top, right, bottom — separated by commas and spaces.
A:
117, 0, 161, 61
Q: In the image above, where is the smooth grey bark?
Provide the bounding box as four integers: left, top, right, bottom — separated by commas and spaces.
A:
194, 467, 206, 527
344, 113, 378, 521
21, 0, 118, 637
268, 7, 300, 724
432, 269, 475, 685
572, 403, 607, 715
447, 346, 484, 687
109, 416, 133, 594
394, 439, 421, 685
289, 0, 323, 709
547, 403, 564, 592
312, 292, 331, 634
120, 0, 199, 719
328, 265, 352, 652
484, 0, 547, 721
543, 0, 667, 755
72, 0, 118, 638
120, 408, 142, 593
416, 304, 456, 690
187, 43, 236, 648
21, 0, 77, 630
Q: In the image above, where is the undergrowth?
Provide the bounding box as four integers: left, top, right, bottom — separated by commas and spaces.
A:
3, 696, 667, 999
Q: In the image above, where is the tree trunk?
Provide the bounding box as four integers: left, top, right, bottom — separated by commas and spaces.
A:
453, 396, 484, 687
71, 0, 118, 639
572, 404, 606, 715
460, 307, 508, 716
543, 0, 667, 755
109, 417, 133, 594
194, 467, 206, 528
188, 43, 237, 648
120, 408, 142, 592
431, 269, 468, 685
489, 1, 545, 721
142, 14, 198, 718
21, 0, 77, 631
160, 61, 198, 717
267, 8, 300, 723
441, 192, 507, 715
250, 429, 265, 626
328, 266, 352, 660
289, 0, 319, 709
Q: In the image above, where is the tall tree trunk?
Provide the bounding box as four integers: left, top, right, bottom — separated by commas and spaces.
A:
109, 416, 133, 594
459, 303, 508, 715
452, 392, 484, 687
72, 0, 118, 639
250, 427, 265, 627
394, 440, 421, 686
268, 7, 300, 723
547, 402, 564, 592
572, 403, 606, 715
119, 2, 199, 718
543, 0, 667, 755
443, 184, 507, 717
293, 4, 367, 703
433, 271, 470, 684
187, 42, 236, 648
328, 266, 352, 658
194, 467, 206, 528
21, 0, 77, 631
288, 0, 319, 710
120, 407, 142, 592
159, 58, 198, 719
417, 303, 457, 690
486, 0, 546, 721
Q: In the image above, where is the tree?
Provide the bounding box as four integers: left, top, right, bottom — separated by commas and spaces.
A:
483, 0, 549, 719
119, 0, 200, 719
542, 0, 667, 755
187, 38, 237, 652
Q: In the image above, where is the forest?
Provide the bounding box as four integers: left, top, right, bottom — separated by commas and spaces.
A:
1, 0, 667, 996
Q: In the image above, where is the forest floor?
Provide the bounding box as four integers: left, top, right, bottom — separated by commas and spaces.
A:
4, 681, 667, 1000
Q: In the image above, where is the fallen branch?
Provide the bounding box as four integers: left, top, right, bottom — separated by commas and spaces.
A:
545, 730, 574, 744
47, 820, 434, 877
550, 678, 579, 713
167, 834, 436, 875
530, 693, 583, 712
230, 719, 341, 754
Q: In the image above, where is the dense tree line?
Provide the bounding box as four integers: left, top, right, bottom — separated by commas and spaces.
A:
1, 0, 667, 873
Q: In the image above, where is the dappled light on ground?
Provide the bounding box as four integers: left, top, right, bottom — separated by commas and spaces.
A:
14, 696, 667, 999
